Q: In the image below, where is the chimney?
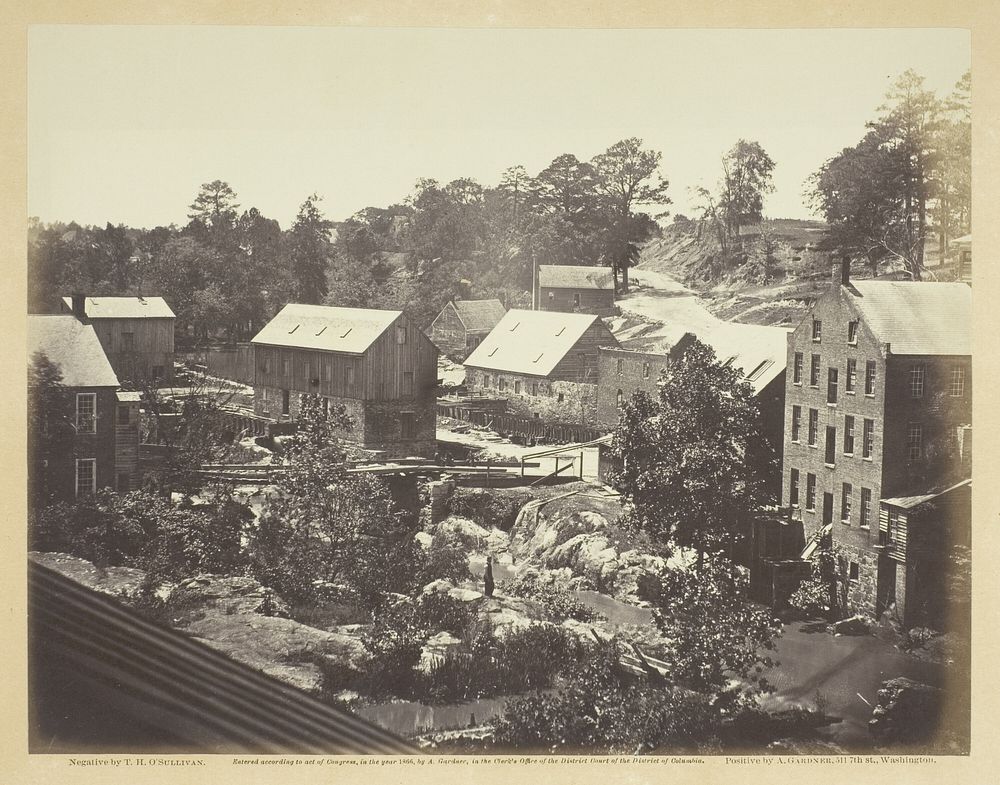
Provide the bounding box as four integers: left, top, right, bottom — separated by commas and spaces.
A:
70, 293, 87, 319
832, 257, 850, 286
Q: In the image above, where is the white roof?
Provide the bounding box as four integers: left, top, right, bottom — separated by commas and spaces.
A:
62, 296, 175, 319
463, 309, 604, 377
538, 265, 615, 290
847, 281, 971, 356
692, 322, 792, 394
251, 303, 402, 355
28, 315, 120, 388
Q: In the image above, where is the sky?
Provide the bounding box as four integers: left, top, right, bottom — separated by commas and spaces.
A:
28, 26, 970, 229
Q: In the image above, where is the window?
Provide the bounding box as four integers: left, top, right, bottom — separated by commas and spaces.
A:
791, 405, 801, 442
865, 360, 876, 395
844, 415, 855, 454
396, 324, 407, 344
261, 360, 270, 374
841, 483, 853, 523
557, 392, 565, 403
847, 320, 858, 344
887, 509, 901, 544
793, 352, 803, 384
400, 412, 416, 439
642, 362, 650, 379
76, 393, 96, 434
616, 358, 624, 375
810, 354, 820, 387
281, 389, 290, 416
617, 389, 624, 408
812, 319, 822, 342
483, 374, 491, 387
303, 361, 311, 382
573, 293, 581, 308
950, 366, 966, 397
531, 382, 538, 396
121, 332, 134, 351
790, 468, 800, 507
403, 371, 414, 395
345, 365, 355, 386
498, 377, 506, 392
909, 364, 925, 398
827, 367, 838, 404
805, 473, 816, 511
862, 418, 874, 458
282, 357, 291, 376
825, 426, 836, 465
548, 291, 554, 300
117, 404, 131, 426
514, 380, 522, 394
75, 458, 96, 497
808, 408, 818, 446
908, 422, 923, 459
849, 562, 859, 582
846, 358, 856, 393
860, 488, 872, 528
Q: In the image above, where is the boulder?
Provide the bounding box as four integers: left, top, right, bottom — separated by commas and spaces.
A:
830, 615, 873, 636
868, 677, 944, 749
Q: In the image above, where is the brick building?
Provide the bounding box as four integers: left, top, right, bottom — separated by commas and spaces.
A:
537, 265, 615, 316
28, 315, 140, 500
250, 304, 439, 458
463, 309, 619, 425
595, 347, 670, 429
61, 295, 176, 385
781, 262, 971, 618
427, 299, 506, 360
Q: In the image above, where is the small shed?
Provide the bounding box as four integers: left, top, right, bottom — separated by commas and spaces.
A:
427, 299, 507, 360
537, 265, 615, 316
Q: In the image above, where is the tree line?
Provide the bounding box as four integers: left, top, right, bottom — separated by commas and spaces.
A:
28, 138, 672, 339
808, 69, 971, 280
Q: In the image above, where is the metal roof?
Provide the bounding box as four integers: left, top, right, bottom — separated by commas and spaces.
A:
28, 561, 417, 754
61, 296, 175, 319
451, 299, 507, 333
463, 308, 604, 377
28, 315, 120, 388
847, 281, 971, 356
698, 322, 792, 394
538, 264, 615, 290
881, 479, 971, 510
251, 303, 402, 355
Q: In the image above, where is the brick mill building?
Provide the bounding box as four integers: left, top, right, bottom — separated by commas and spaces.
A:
781, 262, 971, 618
537, 265, 616, 316
250, 304, 439, 458
61, 295, 176, 385
28, 315, 141, 500
427, 298, 507, 360
463, 309, 619, 425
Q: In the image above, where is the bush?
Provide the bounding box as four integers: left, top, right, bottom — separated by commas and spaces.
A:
358, 600, 428, 699
446, 489, 533, 532
498, 572, 604, 623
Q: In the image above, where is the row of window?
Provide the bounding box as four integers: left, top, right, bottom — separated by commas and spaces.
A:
481, 374, 567, 402
791, 407, 877, 460
794, 352, 966, 401
810, 318, 859, 345
789, 468, 875, 528
614, 357, 653, 379
264, 357, 358, 386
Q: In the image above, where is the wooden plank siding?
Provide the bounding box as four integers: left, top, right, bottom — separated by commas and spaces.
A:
114, 402, 141, 492
879, 505, 908, 562
549, 321, 619, 383
539, 287, 616, 317
253, 315, 437, 402
89, 317, 175, 384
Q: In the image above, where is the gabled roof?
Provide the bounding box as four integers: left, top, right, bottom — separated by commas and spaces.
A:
846, 281, 971, 356
538, 264, 614, 290
61, 296, 175, 319
672, 322, 791, 395
881, 479, 971, 510
464, 309, 603, 376
251, 303, 402, 355
28, 315, 120, 388
451, 299, 507, 333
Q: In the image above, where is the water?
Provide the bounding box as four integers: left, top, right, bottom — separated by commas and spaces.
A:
354, 695, 510, 737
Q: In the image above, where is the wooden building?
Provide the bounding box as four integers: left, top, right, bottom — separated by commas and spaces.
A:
61, 295, 176, 385
427, 299, 507, 360
781, 261, 972, 618
463, 309, 619, 426
250, 304, 439, 458
952, 234, 972, 284
28, 315, 140, 500
537, 265, 615, 316
877, 480, 971, 630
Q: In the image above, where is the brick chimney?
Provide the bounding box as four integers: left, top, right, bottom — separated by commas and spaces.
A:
70, 293, 87, 319
831, 257, 851, 286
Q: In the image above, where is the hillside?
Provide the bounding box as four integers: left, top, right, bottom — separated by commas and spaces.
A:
636, 218, 831, 326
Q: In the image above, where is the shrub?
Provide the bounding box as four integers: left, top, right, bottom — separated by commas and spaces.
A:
498, 572, 604, 623
446, 489, 533, 532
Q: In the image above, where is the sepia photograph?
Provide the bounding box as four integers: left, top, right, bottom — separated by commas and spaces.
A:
22, 20, 976, 761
